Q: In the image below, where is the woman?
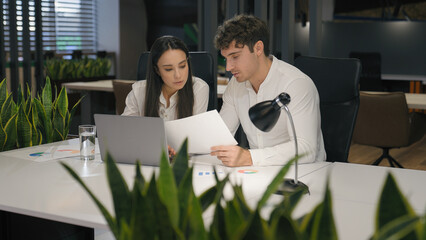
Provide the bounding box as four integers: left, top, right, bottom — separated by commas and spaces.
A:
122, 36, 209, 120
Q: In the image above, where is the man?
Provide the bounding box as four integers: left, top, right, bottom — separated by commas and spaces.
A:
210, 14, 326, 167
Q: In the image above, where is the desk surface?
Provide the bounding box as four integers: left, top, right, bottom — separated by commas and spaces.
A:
382, 73, 426, 84
362, 91, 426, 110
1, 140, 424, 239
0, 139, 328, 230
62, 80, 135, 92
294, 162, 426, 240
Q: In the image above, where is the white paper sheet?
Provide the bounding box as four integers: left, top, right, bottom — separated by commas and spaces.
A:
165, 110, 237, 154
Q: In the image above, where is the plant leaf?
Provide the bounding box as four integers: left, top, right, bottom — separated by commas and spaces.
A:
300, 177, 338, 240
42, 77, 52, 118
129, 163, 155, 240
55, 87, 68, 118
3, 113, 17, 151
147, 174, 176, 239
375, 173, 418, 240
173, 138, 189, 186
16, 104, 32, 148
157, 150, 180, 229
188, 190, 208, 240
224, 199, 246, 239
373, 215, 421, 240
104, 151, 132, 231
257, 157, 297, 209
0, 79, 8, 111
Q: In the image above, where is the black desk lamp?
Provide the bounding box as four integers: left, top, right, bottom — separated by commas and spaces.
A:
249, 92, 309, 194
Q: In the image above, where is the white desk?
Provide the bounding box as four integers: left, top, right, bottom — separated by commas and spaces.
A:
0, 139, 329, 237
293, 163, 426, 240
1, 140, 424, 239
62, 80, 135, 124
362, 91, 426, 110
382, 74, 426, 85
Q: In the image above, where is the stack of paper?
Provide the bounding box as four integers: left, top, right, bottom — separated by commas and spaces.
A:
165, 110, 237, 154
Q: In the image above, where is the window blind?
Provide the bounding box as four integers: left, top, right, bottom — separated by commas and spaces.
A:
2, 0, 96, 54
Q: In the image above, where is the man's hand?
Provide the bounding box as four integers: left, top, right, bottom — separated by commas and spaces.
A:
210, 145, 253, 167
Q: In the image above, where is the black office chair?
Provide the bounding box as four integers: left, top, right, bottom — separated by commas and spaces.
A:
294, 56, 362, 162
137, 51, 217, 111
349, 52, 384, 91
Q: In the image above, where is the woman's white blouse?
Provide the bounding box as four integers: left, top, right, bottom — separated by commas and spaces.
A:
122, 77, 209, 120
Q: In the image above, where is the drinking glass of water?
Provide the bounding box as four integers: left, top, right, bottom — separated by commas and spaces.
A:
79, 125, 96, 160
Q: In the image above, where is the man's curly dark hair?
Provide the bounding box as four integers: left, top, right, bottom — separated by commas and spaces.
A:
214, 14, 270, 56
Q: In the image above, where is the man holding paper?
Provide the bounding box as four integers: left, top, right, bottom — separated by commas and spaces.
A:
211, 14, 326, 167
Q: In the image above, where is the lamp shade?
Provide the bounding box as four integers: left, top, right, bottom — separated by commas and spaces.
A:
249, 100, 281, 132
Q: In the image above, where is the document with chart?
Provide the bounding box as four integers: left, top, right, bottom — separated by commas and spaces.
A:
165, 110, 237, 154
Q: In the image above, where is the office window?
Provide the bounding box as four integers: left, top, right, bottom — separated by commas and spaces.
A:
2, 0, 97, 54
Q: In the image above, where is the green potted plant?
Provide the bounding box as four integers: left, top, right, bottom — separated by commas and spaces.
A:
0, 77, 81, 152
45, 56, 112, 83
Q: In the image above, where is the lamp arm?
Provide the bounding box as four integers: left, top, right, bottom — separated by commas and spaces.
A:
282, 105, 299, 184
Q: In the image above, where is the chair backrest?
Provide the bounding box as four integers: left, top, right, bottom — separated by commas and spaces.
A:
294, 56, 361, 162
352, 92, 411, 147
349, 52, 384, 91
137, 51, 217, 111
112, 80, 135, 115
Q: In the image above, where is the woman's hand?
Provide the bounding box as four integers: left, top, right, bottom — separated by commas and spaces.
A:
168, 145, 176, 162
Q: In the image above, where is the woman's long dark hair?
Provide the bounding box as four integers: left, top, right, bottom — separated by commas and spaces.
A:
144, 36, 194, 119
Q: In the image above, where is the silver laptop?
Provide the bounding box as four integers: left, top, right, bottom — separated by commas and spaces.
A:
94, 114, 168, 166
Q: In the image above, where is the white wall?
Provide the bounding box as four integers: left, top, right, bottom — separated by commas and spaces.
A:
97, 0, 120, 76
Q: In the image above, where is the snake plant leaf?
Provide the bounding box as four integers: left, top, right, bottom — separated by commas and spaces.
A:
133, 161, 145, 190
3, 113, 18, 151
224, 199, 247, 239
52, 108, 65, 142
16, 85, 24, 108
60, 161, 118, 237
16, 105, 32, 148
55, 87, 68, 118
242, 210, 268, 239
300, 177, 338, 240
375, 173, 418, 240
232, 184, 251, 220
177, 167, 193, 231
0, 79, 8, 108
1, 94, 15, 127
33, 98, 53, 143
372, 215, 421, 240
256, 157, 297, 209
187, 189, 208, 240
172, 138, 189, 186
0, 116, 6, 151
104, 151, 132, 228
209, 201, 226, 240
199, 173, 230, 212
42, 77, 52, 119
53, 128, 64, 142
157, 150, 180, 229
70, 95, 83, 118
129, 162, 154, 240
146, 173, 176, 239
270, 214, 300, 240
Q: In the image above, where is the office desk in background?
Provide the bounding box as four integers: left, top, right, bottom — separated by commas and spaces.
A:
0, 139, 425, 239
382, 74, 426, 93
62, 80, 135, 124
362, 91, 426, 110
